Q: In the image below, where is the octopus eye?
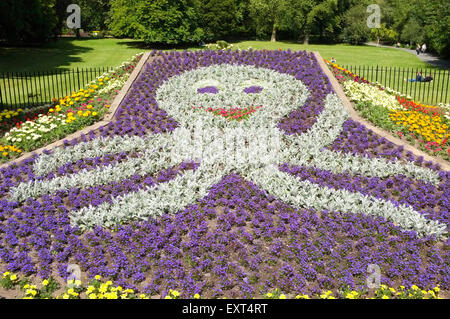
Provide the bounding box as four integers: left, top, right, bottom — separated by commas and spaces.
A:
197, 86, 219, 94
243, 86, 263, 94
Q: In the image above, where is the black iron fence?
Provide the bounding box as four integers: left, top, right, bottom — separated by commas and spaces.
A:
1, 65, 449, 110
0, 67, 114, 110
341, 65, 449, 106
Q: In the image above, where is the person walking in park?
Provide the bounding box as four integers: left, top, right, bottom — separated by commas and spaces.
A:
416, 44, 421, 55
422, 43, 427, 53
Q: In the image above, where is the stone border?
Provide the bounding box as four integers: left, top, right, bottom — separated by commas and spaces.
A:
0, 52, 152, 170
313, 51, 450, 172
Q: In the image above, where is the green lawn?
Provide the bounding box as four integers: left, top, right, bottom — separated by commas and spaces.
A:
0, 38, 144, 72
0, 38, 448, 109
230, 41, 449, 105
0, 38, 435, 73
231, 41, 435, 69
0, 38, 144, 108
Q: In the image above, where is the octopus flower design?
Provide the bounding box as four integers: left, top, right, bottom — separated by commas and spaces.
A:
11, 65, 446, 237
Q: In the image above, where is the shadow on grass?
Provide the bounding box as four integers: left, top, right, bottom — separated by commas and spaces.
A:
0, 38, 94, 73
115, 40, 203, 51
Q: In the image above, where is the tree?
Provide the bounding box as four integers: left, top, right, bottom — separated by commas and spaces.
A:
0, 0, 59, 44
339, 4, 371, 45
400, 18, 424, 46
371, 24, 397, 45
108, 0, 204, 44
78, 0, 111, 31
278, 0, 341, 44
107, 0, 140, 38
249, 0, 288, 42
422, 0, 450, 57
198, 0, 239, 41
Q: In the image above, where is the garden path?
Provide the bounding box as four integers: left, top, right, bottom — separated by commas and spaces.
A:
366, 42, 450, 69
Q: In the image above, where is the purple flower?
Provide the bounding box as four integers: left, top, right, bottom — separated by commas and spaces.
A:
197, 86, 219, 94
243, 86, 263, 94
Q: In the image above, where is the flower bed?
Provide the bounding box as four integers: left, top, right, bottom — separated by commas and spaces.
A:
326, 60, 450, 160
0, 50, 448, 299
0, 53, 143, 163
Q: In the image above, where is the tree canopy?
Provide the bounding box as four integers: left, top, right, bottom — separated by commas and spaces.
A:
1, 0, 449, 57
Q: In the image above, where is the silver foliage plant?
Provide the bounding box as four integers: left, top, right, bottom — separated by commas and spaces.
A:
10, 64, 446, 237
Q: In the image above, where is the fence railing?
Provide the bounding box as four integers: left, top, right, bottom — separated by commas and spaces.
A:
0, 67, 114, 110
1, 65, 449, 110
341, 65, 449, 106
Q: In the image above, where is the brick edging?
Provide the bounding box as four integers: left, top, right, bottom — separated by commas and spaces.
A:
0, 52, 151, 170
313, 51, 450, 172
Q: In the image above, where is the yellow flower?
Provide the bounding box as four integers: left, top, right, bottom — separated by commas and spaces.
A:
86, 286, 95, 294
165, 295, 172, 299
42, 279, 49, 286
9, 274, 17, 281
194, 293, 200, 299
266, 292, 273, 298
94, 275, 101, 280
382, 295, 389, 299
411, 285, 419, 290
89, 293, 97, 299
26, 289, 37, 296
62, 293, 70, 299
279, 294, 286, 299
